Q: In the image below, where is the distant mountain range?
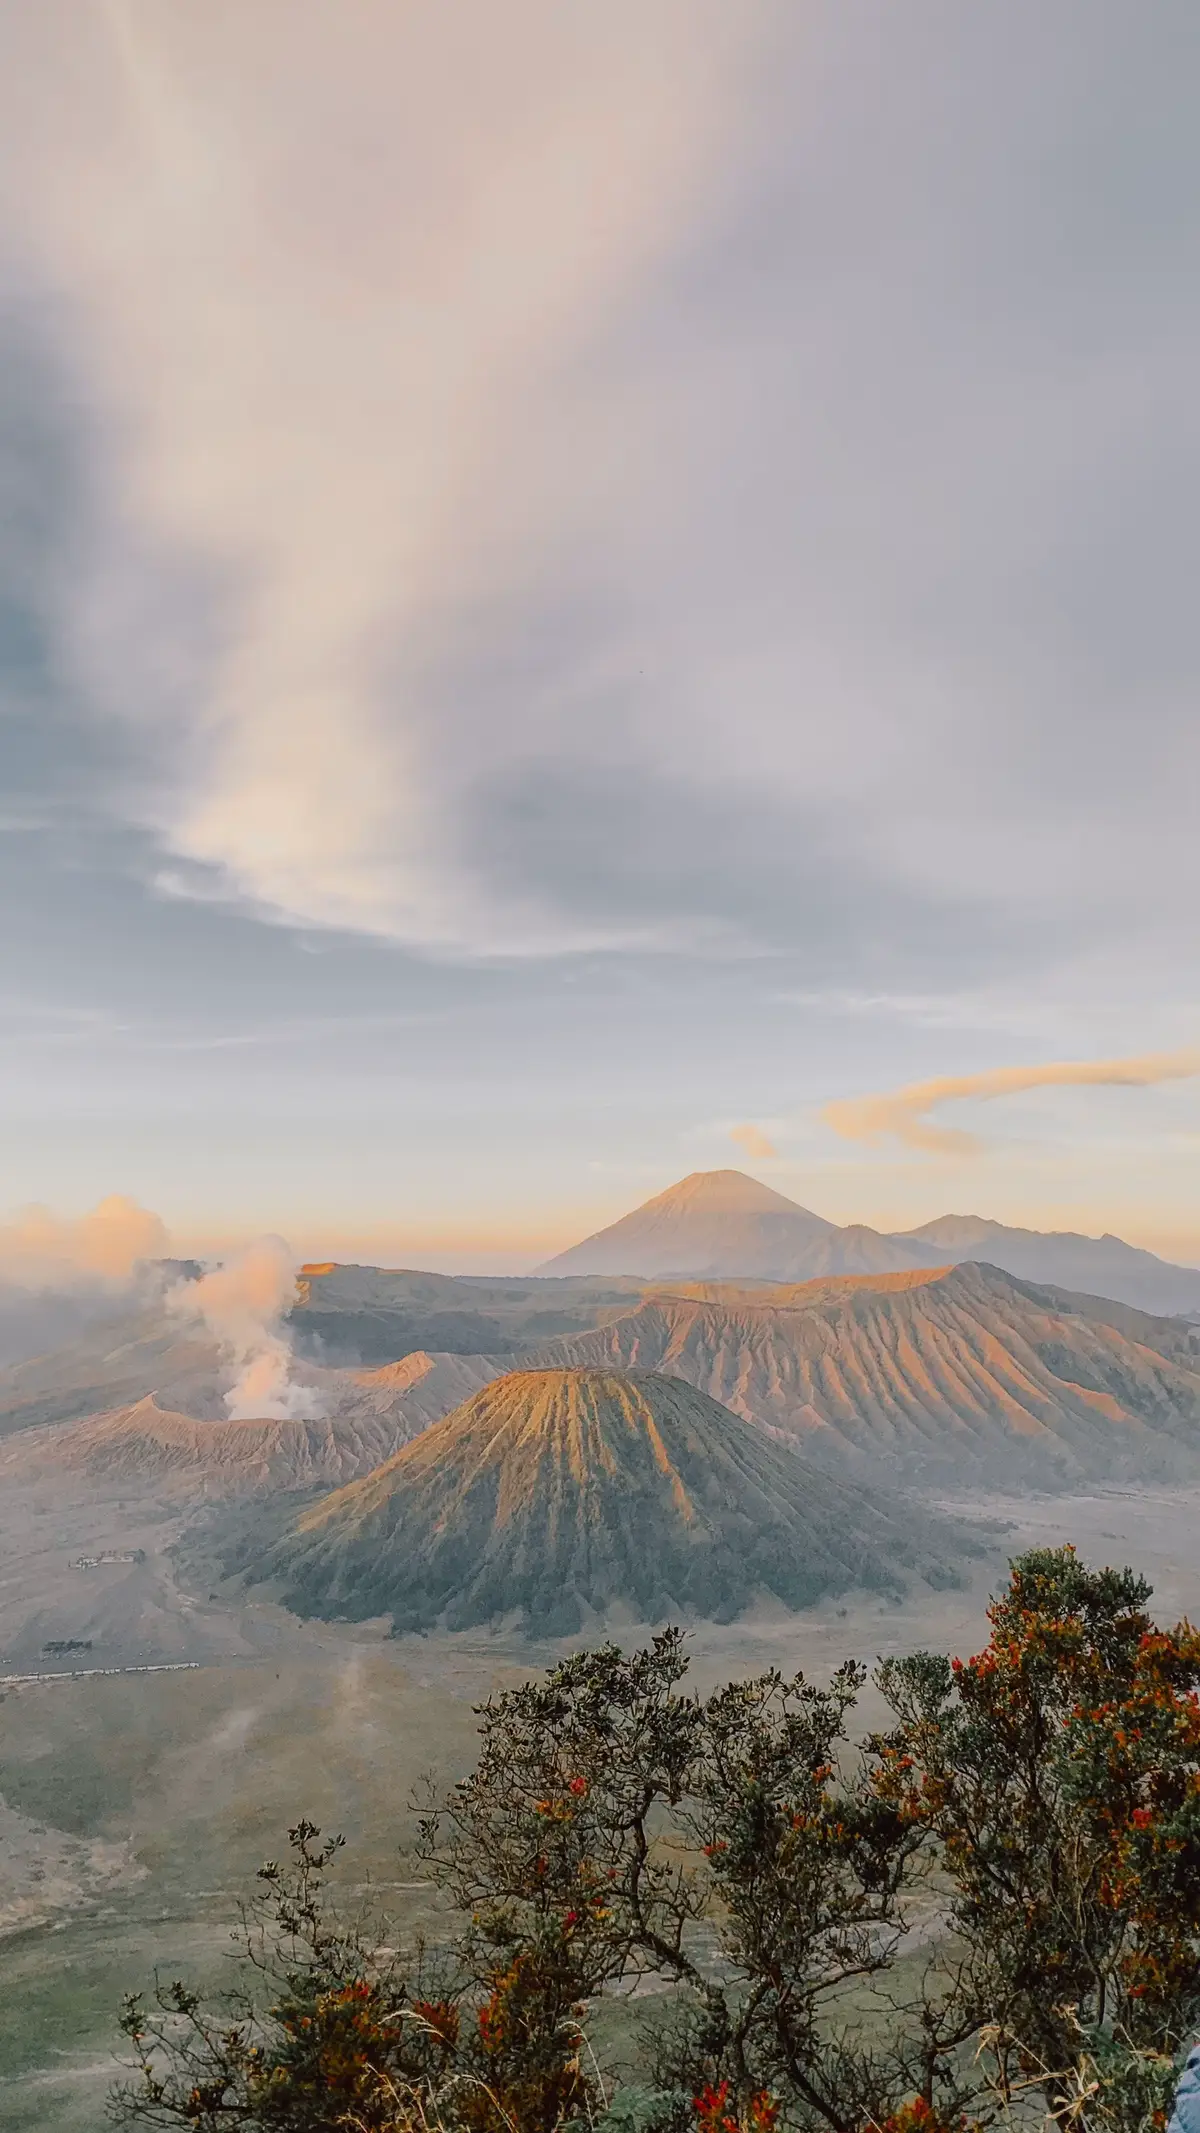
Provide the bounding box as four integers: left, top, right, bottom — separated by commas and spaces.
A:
894, 1213, 1200, 1315
538, 1170, 1200, 1316
231, 1367, 978, 1635
11, 1176, 1199, 1643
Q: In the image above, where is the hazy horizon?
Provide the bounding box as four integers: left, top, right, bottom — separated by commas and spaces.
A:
5, 1164, 1200, 1289
168, 1169, 1200, 1280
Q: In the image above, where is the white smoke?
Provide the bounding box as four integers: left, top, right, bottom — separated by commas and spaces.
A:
168, 1235, 325, 1421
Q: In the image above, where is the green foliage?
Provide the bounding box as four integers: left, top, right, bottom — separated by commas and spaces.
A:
1061, 2027, 1181, 2133
419, 1628, 913, 2131
109, 1550, 1200, 2133
872, 1544, 1200, 2110
110, 1819, 594, 2133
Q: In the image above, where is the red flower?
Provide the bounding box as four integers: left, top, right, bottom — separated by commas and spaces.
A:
748, 2093, 780, 2132
694, 2080, 737, 2132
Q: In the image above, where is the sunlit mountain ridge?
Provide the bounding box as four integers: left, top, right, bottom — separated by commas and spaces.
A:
227, 1367, 978, 1635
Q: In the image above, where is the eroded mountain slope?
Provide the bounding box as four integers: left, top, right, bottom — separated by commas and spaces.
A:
541, 1263, 1200, 1479
0, 1394, 417, 1497
237, 1368, 976, 1634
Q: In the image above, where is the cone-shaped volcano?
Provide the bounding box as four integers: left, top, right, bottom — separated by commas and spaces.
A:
244, 1367, 974, 1634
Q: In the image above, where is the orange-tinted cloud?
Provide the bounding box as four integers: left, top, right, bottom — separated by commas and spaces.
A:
0, 1194, 171, 1285
730, 1122, 777, 1159
823, 1048, 1200, 1156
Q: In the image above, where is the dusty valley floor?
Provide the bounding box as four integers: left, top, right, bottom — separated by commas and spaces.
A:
2, 1472, 1199, 2129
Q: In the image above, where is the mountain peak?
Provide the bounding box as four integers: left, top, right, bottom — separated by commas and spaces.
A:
240, 1366, 971, 1634
536, 1169, 838, 1277
639, 1169, 807, 1216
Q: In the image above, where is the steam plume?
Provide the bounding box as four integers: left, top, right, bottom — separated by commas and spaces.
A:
730, 1123, 777, 1159
824, 1048, 1200, 1155
170, 1236, 324, 1421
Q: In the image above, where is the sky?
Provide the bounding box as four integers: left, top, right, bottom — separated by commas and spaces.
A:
2, 2, 1200, 1272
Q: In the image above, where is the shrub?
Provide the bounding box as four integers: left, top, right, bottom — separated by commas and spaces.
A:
110, 1549, 1200, 2133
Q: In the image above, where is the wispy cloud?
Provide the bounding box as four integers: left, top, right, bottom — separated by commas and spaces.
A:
4, 3, 1200, 1017
2, 3, 765, 954
824, 1049, 1200, 1156
730, 1122, 777, 1159
769, 988, 1034, 1033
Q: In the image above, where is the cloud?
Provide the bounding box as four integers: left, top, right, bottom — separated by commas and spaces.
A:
824, 1050, 1200, 1156
168, 1235, 324, 1421
0, 1194, 170, 1286
2, 4, 1200, 1004
0, 2, 767, 954
730, 1123, 777, 1160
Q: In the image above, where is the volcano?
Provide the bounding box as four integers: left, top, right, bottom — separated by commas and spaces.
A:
239, 1366, 975, 1634
537, 1171, 1200, 1311
537, 1170, 943, 1281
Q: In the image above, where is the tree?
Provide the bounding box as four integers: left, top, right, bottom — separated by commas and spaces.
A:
109, 1550, 1200, 2133
110, 1820, 596, 2133
418, 1629, 917, 2132
871, 1546, 1200, 2123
